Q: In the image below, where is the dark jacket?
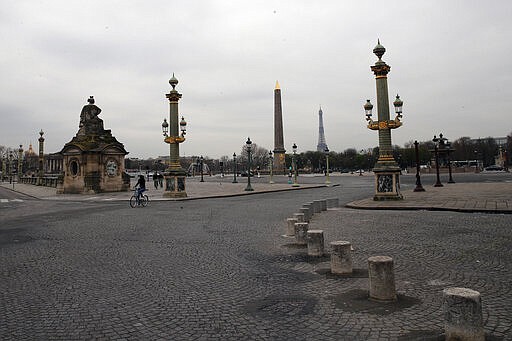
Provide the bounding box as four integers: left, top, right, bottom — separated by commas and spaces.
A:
135, 176, 146, 189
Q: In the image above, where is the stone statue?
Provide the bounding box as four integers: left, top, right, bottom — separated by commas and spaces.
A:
78, 96, 105, 135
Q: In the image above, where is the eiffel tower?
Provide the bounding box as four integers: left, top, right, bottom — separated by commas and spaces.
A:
316, 106, 328, 152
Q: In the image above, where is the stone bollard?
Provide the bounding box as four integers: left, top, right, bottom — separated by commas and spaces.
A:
299, 207, 310, 222
326, 198, 339, 209
330, 241, 352, 274
293, 212, 305, 223
294, 222, 309, 245
320, 199, 327, 211
286, 218, 298, 236
443, 287, 485, 341
312, 200, 322, 213
368, 256, 397, 301
307, 230, 324, 256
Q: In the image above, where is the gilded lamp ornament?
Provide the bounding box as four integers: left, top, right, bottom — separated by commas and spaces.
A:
365, 94, 403, 130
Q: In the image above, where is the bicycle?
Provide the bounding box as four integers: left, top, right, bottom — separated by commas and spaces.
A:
129, 188, 149, 208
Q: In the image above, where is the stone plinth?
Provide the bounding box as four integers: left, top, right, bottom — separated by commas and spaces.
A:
307, 230, 324, 256
320, 199, 327, 211
59, 97, 129, 194
312, 200, 322, 213
443, 287, 485, 341
299, 207, 310, 222
303, 203, 314, 219
368, 256, 397, 301
293, 213, 305, 223
294, 222, 308, 245
286, 218, 298, 236
330, 241, 352, 274
326, 198, 339, 209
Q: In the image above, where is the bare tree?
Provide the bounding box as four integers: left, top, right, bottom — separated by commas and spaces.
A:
240, 143, 270, 170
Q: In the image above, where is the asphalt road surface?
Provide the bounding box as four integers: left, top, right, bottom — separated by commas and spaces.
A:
1, 174, 510, 340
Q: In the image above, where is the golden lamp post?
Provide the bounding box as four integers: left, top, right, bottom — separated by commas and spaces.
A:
364, 40, 404, 200
161, 74, 188, 198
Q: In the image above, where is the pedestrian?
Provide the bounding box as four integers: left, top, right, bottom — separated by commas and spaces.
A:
158, 173, 164, 188
153, 171, 159, 189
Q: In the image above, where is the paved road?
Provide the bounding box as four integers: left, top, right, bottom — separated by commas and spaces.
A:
0, 175, 510, 340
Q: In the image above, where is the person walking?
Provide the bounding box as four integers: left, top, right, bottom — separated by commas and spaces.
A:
158, 173, 164, 188
153, 171, 159, 189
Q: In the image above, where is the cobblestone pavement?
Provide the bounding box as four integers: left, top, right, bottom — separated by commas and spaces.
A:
1, 175, 511, 340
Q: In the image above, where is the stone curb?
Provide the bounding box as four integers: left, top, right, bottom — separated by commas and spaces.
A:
345, 201, 512, 214
1, 183, 330, 202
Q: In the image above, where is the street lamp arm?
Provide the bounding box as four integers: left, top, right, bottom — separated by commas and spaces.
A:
366, 116, 379, 130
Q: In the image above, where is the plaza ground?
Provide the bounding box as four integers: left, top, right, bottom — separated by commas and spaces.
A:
0, 172, 511, 340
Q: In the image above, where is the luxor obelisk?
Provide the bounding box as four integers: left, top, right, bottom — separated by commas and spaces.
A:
273, 81, 286, 174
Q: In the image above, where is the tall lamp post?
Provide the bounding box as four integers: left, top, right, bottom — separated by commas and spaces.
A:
324, 147, 331, 184
432, 135, 443, 187
268, 151, 274, 184
245, 138, 254, 191
8, 151, 13, 184
199, 156, 204, 182
232, 153, 238, 183
364, 40, 404, 200
446, 141, 455, 184
1, 155, 6, 182
413, 141, 425, 192
161, 74, 188, 198
18, 144, 23, 182
292, 143, 299, 187
37, 129, 45, 186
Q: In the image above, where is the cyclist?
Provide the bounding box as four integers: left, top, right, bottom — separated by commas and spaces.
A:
134, 175, 146, 202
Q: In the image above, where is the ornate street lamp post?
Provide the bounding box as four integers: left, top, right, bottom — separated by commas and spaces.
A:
413, 141, 425, 192
18, 144, 23, 181
325, 147, 331, 184
364, 40, 404, 200
232, 153, 238, 183
38, 129, 45, 186
8, 151, 13, 184
268, 151, 274, 184
292, 143, 299, 187
432, 135, 443, 187
446, 141, 455, 184
161, 74, 187, 198
200, 156, 204, 182
1, 155, 6, 182
245, 137, 254, 191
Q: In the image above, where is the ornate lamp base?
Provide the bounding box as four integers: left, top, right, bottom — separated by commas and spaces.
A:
163, 173, 187, 198
373, 170, 403, 201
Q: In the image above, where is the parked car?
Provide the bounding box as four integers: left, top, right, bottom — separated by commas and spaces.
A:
484, 165, 504, 171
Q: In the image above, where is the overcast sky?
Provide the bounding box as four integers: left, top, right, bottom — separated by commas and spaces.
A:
1, 1, 511, 159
